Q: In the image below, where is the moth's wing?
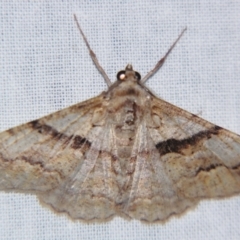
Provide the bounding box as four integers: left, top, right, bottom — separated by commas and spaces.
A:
152, 97, 240, 196
0, 94, 113, 216
0, 93, 124, 221
125, 97, 240, 222
39, 122, 119, 221
120, 121, 190, 222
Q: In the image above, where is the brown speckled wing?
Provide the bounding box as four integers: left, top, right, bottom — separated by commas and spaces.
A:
135, 97, 240, 221
0, 94, 105, 198
1, 81, 240, 223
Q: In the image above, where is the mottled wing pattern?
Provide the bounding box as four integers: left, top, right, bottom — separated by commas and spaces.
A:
1, 87, 240, 223
109, 98, 240, 222
1, 91, 240, 223
0, 94, 120, 220
120, 120, 187, 222
39, 111, 121, 221
132, 97, 240, 222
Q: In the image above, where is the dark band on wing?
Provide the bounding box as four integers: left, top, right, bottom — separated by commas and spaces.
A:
196, 163, 240, 176
29, 120, 91, 150
196, 163, 222, 174
30, 120, 65, 140
156, 125, 222, 155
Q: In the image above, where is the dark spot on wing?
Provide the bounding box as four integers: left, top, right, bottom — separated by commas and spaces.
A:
71, 135, 91, 150
232, 163, 240, 170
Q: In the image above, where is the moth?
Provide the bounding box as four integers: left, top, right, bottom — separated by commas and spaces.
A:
0, 15, 240, 223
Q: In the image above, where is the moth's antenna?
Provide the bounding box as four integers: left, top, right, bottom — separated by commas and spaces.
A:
73, 14, 112, 87
140, 27, 187, 84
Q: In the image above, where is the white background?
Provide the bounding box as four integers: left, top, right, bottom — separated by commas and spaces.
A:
0, 1, 240, 239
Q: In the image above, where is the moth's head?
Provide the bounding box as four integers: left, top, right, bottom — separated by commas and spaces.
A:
116, 64, 141, 82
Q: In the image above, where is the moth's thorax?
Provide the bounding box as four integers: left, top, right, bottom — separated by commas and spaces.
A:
106, 79, 151, 161
108, 78, 150, 106
107, 79, 150, 120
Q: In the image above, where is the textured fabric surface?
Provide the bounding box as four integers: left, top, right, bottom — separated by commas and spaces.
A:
0, 1, 240, 239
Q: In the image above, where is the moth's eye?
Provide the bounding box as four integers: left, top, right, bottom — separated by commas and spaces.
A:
135, 71, 141, 81
117, 70, 126, 81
